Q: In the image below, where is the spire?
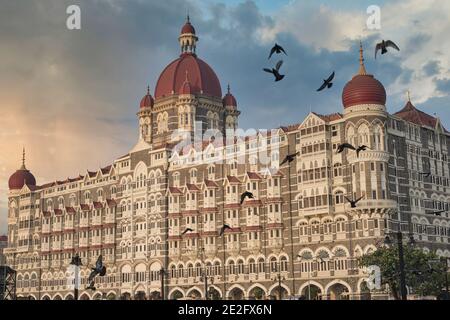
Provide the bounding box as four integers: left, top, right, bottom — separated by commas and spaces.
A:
407, 90, 411, 102
147, 85, 150, 95
227, 84, 231, 94
21, 147, 26, 170
358, 41, 367, 75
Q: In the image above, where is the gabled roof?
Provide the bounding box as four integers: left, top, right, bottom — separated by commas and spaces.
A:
106, 199, 117, 207
313, 112, 343, 123
185, 183, 200, 192
93, 201, 103, 209
168, 186, 183, 194
246, 172, 262, 180
80, 204, 90, 211
65, 207, 76, 214
225, 176, 241, 184
203, 180, 219, 188
394, 101, 447, 132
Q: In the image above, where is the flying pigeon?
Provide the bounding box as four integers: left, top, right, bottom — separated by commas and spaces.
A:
428, 210, 446, 217
263, 60, 285, 82
345, 196, 364, 208
336, 143, 356, 154
280, 152, 300, 166
317, 71, 335, 92
86, 255, 107, 291
268, 43, 287, 59
219, 224, 232, 236
375, 40, 400, 59
181, 228, 194, 236
356, 145, 370, 157
240, 191, 254, 204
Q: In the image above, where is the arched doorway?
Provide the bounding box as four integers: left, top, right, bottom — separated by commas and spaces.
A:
135, 291, 147, 300
79, 294, 90, 300
92, 293, 103, 300
301, 284, 322, 300
328, 283, 350, 300
208, 287, 221, 300
107, 293, 116, 300
120, 292, 131, 300
228, 287, 245, 300
42, 295, 51, 301
170, 290, 184, 300
53, 295, 62, 300
188, 289, 202, 300
270, 286, 288, 300
149, 291, 161, 300
65, 294, 74, 300
248, 286, 266, 300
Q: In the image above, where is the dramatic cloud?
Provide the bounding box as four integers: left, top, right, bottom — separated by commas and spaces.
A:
0, 0, 449, 234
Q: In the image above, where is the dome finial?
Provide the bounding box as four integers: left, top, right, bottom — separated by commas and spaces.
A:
21, 147, 26, 169
227, 84, 231, 94
407, 89, 411, 102
147, 85, 150, 95
358, 41, 367, 75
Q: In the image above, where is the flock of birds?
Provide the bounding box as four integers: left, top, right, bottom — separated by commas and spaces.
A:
263, 40, 400, 91
81, 39, 446, 292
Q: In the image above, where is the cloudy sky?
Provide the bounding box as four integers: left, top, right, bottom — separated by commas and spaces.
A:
1, 0, 450, 234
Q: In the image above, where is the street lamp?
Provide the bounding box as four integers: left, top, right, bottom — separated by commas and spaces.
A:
159, 267, 168, 300
271, 264, 285, 300
69, 254, 82, 300
384, 232, 415, 300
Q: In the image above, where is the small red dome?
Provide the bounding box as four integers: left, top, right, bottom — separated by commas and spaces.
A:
223, 85, 237, 107
140, 87, 154, 108
181, 21, 196, 35
155, 54, 222, 99
9, 168, 36, 190
342, 74, 386, 108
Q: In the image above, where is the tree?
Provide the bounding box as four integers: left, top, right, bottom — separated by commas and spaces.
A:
358, 245, 447, 299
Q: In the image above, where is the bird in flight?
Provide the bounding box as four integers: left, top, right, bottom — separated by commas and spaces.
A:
181, 228, 194, 235
375, 40, 400, 59
219, 224, 232, 236
240, 191, 255, 204
336, 143, 356, 154
268, 43, 287, 59
317, 71, 335, 92
428, 210, 446, 217
263, 60, 285, 82
419, 172, 432, 178
345, 196, 364, 208
280, 152, 300, 166
86, 255, 107, 291
356, 145, 370, 157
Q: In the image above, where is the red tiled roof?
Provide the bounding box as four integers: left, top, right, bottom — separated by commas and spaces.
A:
227, 176, 241, 184
313, 112, 343, 122
204, 180, 219, 188
88, 171, 97, 178
247, 172, 262, 180
169, 187, 183, 194
66, 207, 76, 213
186, 183, 200, 192
93, 201, 103, 209
54, 209, 63, 216
101, 165, 112, 175
42, 211, 51, 217
106, 199, 117, 207
0, 235, 7, 241
80, 204, 90, 211
394, 101, 446, 131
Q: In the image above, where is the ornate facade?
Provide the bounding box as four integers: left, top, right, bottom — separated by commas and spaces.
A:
4, 19, 450, 300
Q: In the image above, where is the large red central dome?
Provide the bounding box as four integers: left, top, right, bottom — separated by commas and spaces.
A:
342, 43, 386, 109
155, 53, 222, 99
